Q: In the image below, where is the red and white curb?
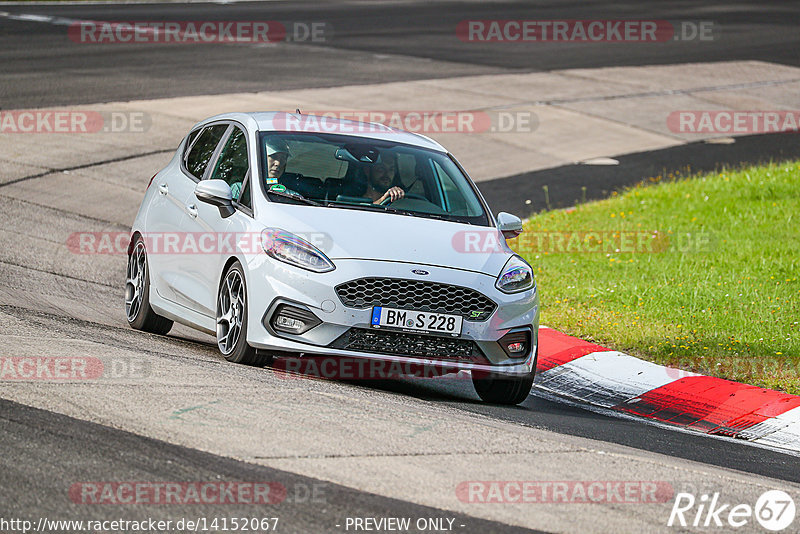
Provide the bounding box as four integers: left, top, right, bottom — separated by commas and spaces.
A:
535, 327, 800, 454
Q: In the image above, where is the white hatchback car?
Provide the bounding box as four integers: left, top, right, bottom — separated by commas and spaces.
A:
127, 112, 539, 404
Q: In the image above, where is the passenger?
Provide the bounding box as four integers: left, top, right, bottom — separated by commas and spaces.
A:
232, 139, 290, 200
264, 139, 291, 184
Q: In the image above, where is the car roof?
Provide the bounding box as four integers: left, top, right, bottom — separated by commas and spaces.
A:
193, 111, 447, 153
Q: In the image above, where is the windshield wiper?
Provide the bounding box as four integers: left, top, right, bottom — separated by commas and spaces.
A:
392, 209, 447, 221
324, 201, 392, 212
384, 208, 463, 223
324, 201, 463, 223
324, 201, 422, 217
266, 190, 321, 206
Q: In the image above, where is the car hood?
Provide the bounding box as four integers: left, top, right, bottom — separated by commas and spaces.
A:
263, 204, 514, 276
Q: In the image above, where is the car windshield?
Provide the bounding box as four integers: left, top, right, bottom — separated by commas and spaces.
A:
258, 132, 489, 226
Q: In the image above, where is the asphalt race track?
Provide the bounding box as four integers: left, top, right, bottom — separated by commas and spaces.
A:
1, 1, 799, 108
1, 2, 799, 533
0, 398, 539, 533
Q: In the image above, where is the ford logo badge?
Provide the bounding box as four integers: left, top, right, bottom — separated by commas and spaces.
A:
411, 269, 429, 276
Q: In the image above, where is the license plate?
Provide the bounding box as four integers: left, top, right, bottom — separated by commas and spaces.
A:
371, 307, 463, 336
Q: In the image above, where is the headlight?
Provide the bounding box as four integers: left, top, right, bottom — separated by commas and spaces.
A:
496, 255, 534, 293
261, 228, 335, 273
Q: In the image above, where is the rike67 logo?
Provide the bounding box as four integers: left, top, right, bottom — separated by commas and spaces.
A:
668, 490, 796, 531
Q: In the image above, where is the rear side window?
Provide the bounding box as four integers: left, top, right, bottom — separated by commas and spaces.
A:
185, 129, 201, 152
185, 124, 228, 179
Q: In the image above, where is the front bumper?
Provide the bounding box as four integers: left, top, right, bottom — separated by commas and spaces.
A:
244, 257, 539, 376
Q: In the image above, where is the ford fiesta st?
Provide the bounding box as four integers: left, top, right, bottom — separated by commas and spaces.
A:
126, 112, 539, 404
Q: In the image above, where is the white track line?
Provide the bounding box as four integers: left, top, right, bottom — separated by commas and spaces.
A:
536, 350, 698, 408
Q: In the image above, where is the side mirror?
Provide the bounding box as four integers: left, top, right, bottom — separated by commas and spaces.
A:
195, 179, 235, 218
497, 212, 523, 239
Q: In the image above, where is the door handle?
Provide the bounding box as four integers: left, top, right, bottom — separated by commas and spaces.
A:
158, 183, 168, 195
187, 204, 198, 218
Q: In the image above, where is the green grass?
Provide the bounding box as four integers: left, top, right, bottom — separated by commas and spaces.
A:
513, 161, 800, 394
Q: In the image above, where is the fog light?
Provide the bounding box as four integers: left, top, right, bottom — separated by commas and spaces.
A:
275, 315, 305, 332
507, 342, 525, 354
498, 329, 531, 358
269, 304, 321, 335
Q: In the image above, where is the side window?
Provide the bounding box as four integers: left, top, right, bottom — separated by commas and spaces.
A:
432, 160, 482, 216
185, 124, 228, 180
185, 129, 201, 152
210, 127, 250, 208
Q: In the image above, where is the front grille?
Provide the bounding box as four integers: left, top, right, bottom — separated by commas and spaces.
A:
335, 277, 496, 321
330, 328, 488, 364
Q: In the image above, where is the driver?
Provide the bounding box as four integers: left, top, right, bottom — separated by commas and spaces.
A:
365, 158, 404, 204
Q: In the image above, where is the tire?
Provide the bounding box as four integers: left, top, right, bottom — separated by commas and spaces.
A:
216, 262, 271, 367
472, 368, 535, 405
126, 236, 173, 336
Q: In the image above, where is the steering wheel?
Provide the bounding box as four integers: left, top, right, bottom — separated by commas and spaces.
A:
380, 193, 428, 206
